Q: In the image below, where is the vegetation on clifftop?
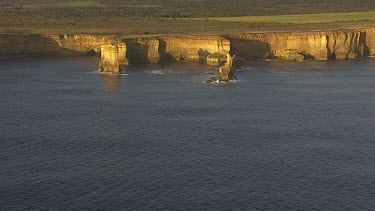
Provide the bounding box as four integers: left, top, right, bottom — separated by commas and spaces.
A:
22, 1, 103, 8
0, 0, 375, 34
207, 11, 375, 24
3, 0, 375, 17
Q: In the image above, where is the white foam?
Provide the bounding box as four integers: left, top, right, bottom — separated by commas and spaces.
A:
236, 67, 252, 72
91, 71, 128, 76
209, 79, 239, 84
145, 70, 165, 75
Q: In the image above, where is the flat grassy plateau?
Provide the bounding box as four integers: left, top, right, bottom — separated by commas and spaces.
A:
207, 11, 375, 24
0, 0, 375, 35
22, 1, 103, 8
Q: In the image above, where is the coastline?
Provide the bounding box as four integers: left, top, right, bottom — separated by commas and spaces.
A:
1, 27, 375, 58
1, 26, 375, 77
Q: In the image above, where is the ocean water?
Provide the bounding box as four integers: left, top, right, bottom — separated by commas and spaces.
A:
1, 57, 374, 210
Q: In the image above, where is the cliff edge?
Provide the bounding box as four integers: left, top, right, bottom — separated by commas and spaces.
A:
1, 28, 375, 75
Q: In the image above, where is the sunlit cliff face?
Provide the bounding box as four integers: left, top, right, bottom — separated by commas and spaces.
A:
98, 43, 121, 74
364, 28, 375, 57
45, 34, 107, 54
1, 29, 375, 74
159, 36, 230, 63
227, 30, 374, 61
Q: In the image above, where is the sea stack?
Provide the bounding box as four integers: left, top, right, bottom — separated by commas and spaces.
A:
98, 42, 122, 74
218, 53, 237, 82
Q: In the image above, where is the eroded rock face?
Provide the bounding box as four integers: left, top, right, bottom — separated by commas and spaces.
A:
227, 30, 370, 61
364, 28, 375, 56
219, 53, 236, 81
227, 32, 328, 61
45, 34, 109, 55
326, 30, 365, 60
98, 42, 122, 74
1, 28, 375, 69
0, 34, 117, 58
0, 34, 60, 57
117, 42, 128, 65
123, 38, 160, 64
119, 36, 230, 65
159, 36, 230, 64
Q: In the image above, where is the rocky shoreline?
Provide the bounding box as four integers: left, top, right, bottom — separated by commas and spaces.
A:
1, 28, 375, 79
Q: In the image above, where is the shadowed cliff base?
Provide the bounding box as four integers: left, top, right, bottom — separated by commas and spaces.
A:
157, 39, 176, 64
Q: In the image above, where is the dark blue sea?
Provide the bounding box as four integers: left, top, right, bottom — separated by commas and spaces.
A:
1, 57, 374, 210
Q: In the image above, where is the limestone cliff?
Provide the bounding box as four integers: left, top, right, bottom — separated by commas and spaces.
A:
0, 34, 60, 57
326, 30, 365, 60
123, 38, 160, 64
227, 29, 371, 61
0, 34, 111, 57
45, 34, 110, 55
226, 32, 327, 61
117, 42, 128, 65
159, 36, 230, 64
2, 28, 375, 71
98, 41, 125, 74
120, 36, 230, 65
364, 28, 375, 56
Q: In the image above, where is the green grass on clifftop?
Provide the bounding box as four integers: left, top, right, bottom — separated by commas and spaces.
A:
1, 1, 375, 35
205, 11, 375, 24
23, 1, 103, 8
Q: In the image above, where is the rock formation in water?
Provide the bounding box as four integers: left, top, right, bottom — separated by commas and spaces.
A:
98, 42, 122, 74
219, 53, 236, 81
207, 53, 237, 82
